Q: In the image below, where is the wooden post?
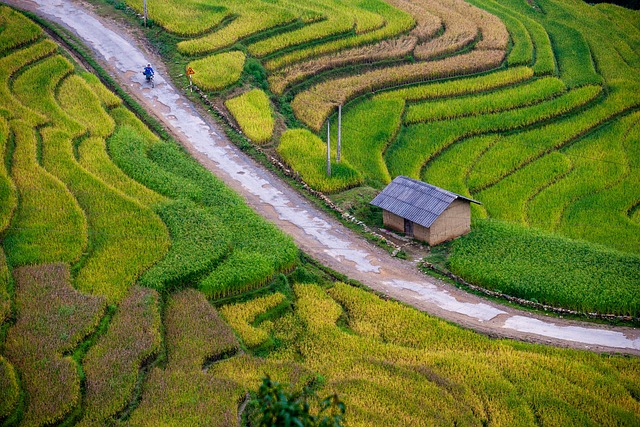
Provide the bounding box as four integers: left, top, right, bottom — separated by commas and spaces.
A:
327, 120, 331, 177
337, 104, 342, 162
143, 0, 148, 26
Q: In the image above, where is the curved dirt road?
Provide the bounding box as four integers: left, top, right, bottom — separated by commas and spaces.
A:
6, 0, 639, 354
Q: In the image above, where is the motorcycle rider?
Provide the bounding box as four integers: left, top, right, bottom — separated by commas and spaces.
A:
143, 63, 154, 81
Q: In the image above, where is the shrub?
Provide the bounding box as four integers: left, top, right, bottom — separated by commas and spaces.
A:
187, 51, 245, 91
225, 89, 274, 143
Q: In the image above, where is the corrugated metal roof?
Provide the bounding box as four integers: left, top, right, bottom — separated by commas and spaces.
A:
370, 176, 481, 228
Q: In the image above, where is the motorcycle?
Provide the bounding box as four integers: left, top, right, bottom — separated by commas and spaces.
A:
143, 70, 154, 88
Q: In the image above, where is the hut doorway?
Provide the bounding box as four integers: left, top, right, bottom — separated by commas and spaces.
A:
404, 218, 414, 237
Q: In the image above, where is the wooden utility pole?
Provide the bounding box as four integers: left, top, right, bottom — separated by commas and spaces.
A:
143, 0, 148, 26
327, 120, 331, 177
337, 104, 342, 162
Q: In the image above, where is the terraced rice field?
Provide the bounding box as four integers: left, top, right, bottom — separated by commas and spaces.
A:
0, 2, 639, 426
125, 0, 640, 316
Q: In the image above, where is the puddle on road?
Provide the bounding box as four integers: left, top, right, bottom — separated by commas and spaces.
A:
386, 279, 506, 322
503, 316, 640, 350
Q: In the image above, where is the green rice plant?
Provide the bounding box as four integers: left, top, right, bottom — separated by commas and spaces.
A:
0, 39, 56, 124
468, 82, 639, 192
277, 128, 363, 192
177, 2, 296, 55
292, 49, 506, 131
77, 136, 166, 207
4, 263, 105, 427
476, 152, 571, 223
247, 7, 354, 58
127, 369, 245, 426
107, 125, 203, 200
0, 355, 18, 420
448, 219, 640, 316
248, 0, 391, 58
264, 2, 414, 71
0, 6, 41, 54
328, 97, 403, 186
374, 66, 534, 102
138, 199, 231, 291
124, 0, 232, 36
39, 127, 170, 303
4, 120, 87, 266
109, 106, 160, 148
187, 51, 245, 91
421, 134, 495, 218
527, 113, 634, 233
79, 72, 121, 108
108, 123, 298, 298
220, 292, 286, 347
386, 85, 601, 180
544, 20, 602, 88
225, 89, 274, 144
0, 116, 16, 234
551, 112, 640, 254
405, 77, 566, 123
11, 55, 85, 137
57, 74, 115, 138
80, 287, 161, 427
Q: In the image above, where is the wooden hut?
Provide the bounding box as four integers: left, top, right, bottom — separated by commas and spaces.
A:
370, 176, 481, 246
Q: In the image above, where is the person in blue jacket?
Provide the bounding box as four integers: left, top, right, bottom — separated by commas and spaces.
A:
143, 63, 154, 81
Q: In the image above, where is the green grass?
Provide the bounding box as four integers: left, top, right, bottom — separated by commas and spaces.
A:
187, 51, 245, 91
449, 219, 640, 316
225, 89, 274, 143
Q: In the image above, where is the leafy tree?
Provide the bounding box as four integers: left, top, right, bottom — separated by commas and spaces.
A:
252, 376, 345, 427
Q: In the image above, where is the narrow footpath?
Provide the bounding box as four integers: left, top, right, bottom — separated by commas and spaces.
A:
7, 0, 639, 354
